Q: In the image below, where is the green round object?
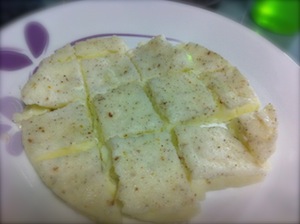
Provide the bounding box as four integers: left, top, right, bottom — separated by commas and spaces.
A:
251, 0, 300, 35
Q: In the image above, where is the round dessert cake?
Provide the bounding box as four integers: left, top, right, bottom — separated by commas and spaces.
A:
16, 35, 278, 223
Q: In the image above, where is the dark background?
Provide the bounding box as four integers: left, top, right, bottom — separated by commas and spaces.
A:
0, 0, 68, 27
0, 0, 222, 27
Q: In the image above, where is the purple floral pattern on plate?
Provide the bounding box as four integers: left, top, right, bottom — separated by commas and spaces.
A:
0, 97, 25, 156
0, 22, 49, 71
25, 22, 49, 58
0, 21, 49, 156
0, 50, 32, 71
0, 124, 11, 135
0, 96, 24, 120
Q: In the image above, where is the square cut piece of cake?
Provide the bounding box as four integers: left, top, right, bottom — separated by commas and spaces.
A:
200, 67, 260, 118
129, 35, 192, 82
175, 125, 268, 190
81, 53, 140, 97
93, 83, 163, 141
148, 72, 216, 123
108, 131, 200, 223
181, 42, 230, 73
21, 54, 85, 108
229, 104, 278, 164
21, 101, 96, 161
20, 101, 121, 223
34, 147, 121, 223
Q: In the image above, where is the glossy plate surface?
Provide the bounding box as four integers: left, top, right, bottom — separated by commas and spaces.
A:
0, 1, 299, 223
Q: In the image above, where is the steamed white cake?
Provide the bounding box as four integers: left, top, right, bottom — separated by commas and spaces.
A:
20, 101, 121, 223
148, 72, 216, 123
93, 83, 163, 141
16, 35, 278, 223
21, 49, 85, 108
108, 131, 201, 223
81, 53, 140, 97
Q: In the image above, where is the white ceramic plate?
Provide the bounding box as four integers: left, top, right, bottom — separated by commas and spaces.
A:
1, 1, 299, 223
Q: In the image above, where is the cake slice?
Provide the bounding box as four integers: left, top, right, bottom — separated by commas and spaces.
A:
180, 42, 230, 73
148, 72, 216, 124
129, 35, 192, 82
92, 83, 163, 141
20, 101, 121, 223
175, 125, 268, 190
21, 52, 85, 108
108, 131, 201, 223
200, 66, 261, 121
229, 104, 278, 164
81, 53, 140, 97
